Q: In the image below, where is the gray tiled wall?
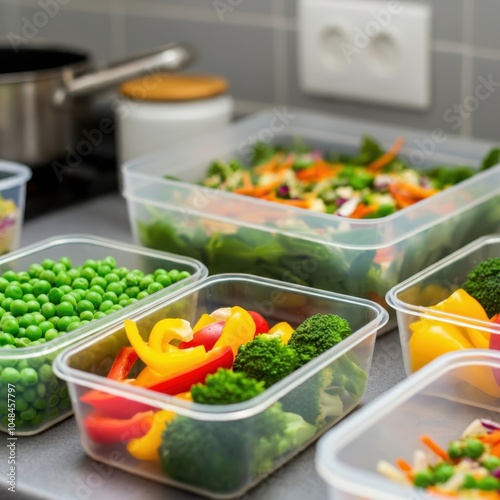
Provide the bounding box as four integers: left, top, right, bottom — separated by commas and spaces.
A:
1, 0, 499, 141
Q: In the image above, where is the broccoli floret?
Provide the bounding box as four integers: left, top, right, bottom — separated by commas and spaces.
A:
233, 336, 298, 388
288, 313, 352, 367
251, 142, 279, 166
203, 160, 243, 188
462, 258, 500, 317
426, 166, 475, 189
281, 353, 367, 429
191, 367, 265, 404
160, 369, 315, 493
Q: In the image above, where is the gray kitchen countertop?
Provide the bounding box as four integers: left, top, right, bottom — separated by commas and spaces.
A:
2, 193, 406, 500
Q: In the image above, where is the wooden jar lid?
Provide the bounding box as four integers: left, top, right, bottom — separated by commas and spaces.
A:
119, 74, 229, 101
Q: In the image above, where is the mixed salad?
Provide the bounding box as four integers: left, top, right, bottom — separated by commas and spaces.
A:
378, 419, 500, 498
201, 138, 500, 218
80, 307, 367, 493
0, 194, 19, 255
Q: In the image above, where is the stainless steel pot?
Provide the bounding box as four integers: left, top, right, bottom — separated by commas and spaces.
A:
0, 42, 194, 165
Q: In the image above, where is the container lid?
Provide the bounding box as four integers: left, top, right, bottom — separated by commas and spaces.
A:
119, 74, 229, 102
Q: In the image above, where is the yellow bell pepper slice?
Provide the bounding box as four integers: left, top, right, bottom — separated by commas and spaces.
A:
409, 319, 473, 372
124, 319, 206, 376
126, 410, 175, 461
133, 366, 167, 387
193, 313, 217, 332
148, 318, 193, 352
264, 322, 295, 345
428, 289, 491, 347
212, 306, 256, 356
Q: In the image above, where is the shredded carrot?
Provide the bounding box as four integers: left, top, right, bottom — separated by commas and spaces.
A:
395, 458, 412, 472
348, 203, 378, 219
426, 487, 459, 498
489, 442, 500, 457
253, 152, 285, 174
296, 161, 343, 182
262, 195, 309, 208
391, 182, 439, 199
241, 171, 253, 189
420, 435, 449, 461
480, 430, 500, 445
366, 137, 405, 171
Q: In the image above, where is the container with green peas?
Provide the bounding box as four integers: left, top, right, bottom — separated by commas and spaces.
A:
0, 234, 207, 435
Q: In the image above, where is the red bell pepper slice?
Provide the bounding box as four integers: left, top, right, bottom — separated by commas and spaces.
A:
80, 345, 234, 418
84, 410, 154, 444
107, 346, 139, 381
178, 321, 225, 350
247, 311, 269, 335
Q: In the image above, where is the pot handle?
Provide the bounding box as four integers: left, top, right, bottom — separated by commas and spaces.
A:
52, 42, 194, 107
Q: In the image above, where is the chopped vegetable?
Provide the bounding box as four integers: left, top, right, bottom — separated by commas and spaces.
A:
463, 258, 500, 318
378, 419, 500, 497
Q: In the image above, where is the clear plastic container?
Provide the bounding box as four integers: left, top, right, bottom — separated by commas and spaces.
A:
386, 234, 500, 377
0, 161, 32, 255
316, 349, 500, 500
0, 234, 207, 435
54, 273, 388, 499
122, 108, 500, 333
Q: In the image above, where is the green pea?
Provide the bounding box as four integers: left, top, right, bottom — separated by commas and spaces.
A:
76, 300, 94, 314
0, 332, 14, 346
79, 310, 94, 321
3, 318, 19, 335
153, 268, 168, 277
0, 306, 5, 319
136, 291, 149, 300
29, 264, 44, 278
10, 299, 28, 316
413, 470, 434, 488
90, 276, 107, 289
33, 280, 51, 297
48, 316, 60, 328
25, 325, 42, 341
3, 271, 18, 282
102, 256, 117, 269
33, 313, 45, 324
89, 285, 105, 296
36, 294, 49, 306
97, 265, 112, 277
147, 282, 163, 294
462, 474, 476, 489
115, 267, 129, 279
36, 383, 46, 398
47, 407, 58, 419
20, 283, 33, 295
54, 272, 71, 287
38, 321, 53, 334
1, 298, 13, 310
1, 366, 20, 383
5, 285, 23, 300
58, 316, 73, 332
33, 398, 46, 410
433, 463, 454, 484
125, 273, 139, 287
48, 394, 59, 408
80, 267, 97, 282
99, 300, 114, 312
56, 301, 74, 317
482, 456, 500, 470
139, 276, 154, 290
15, 396, 29, 411
118, 300, 129, 307
21, 408, 37, 421
38, 270, 56, 285
59, 285, 72, 294
177, 271, 191, 281
67, 269, 79, 281
42, 258, 56, 270
109, 304, 123, 311
48, 287, 63, 305
85, 291, 102, 308
14, 337, 31, 348
67, 321, 81, 332
155, 274, 172, 287
41, 302, 57, 319
23, 388, 37, 402
93, 311, 107, 320
102, 292, 117, 304
19, 314, 36, 328
0, 277, 10, 291
58, 257, 72, 269
168, 269, 180, 282
106, 282, 123, 295
464, 439, 484, 459
44, 329, 59, 342
25, 300, 40, 313
125, 286, 139, 298
83, 259, 98, 270
38, 363, 53, 382
72, 278, 89, 290
21, 368, 38, 387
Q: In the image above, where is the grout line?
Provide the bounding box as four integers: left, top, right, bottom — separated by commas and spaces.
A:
272, 0, 289, 105
433, 40, 500, 61
459, 0, 474, 137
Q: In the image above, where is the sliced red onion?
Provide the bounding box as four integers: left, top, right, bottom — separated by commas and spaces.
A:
336, 196, 360, 217
419, 176, 432, 189
373, 175, 392, 191
310, 150, 323, 160
480, 419, 500, 431
335, 197, 348, 207
492, 467, 500, 479
277, 184, 290, 197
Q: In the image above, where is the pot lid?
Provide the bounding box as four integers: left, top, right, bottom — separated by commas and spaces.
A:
119, 74, 229, 101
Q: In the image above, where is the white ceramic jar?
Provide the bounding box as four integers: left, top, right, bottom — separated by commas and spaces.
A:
116, 74, 233, 165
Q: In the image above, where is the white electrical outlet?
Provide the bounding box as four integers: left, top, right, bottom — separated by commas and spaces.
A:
298, 0, 431, 109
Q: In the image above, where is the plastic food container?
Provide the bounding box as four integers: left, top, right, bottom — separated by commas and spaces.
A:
0, 161, 32, 255
386, 234, 500, 377
0, 234, 207, 435
122, 108, 500, 333
54, 273, 388, 499
316, 349, 500, 500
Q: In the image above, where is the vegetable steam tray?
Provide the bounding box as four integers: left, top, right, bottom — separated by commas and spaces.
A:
122, 108, 500, 333
54, 274, 388, 499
